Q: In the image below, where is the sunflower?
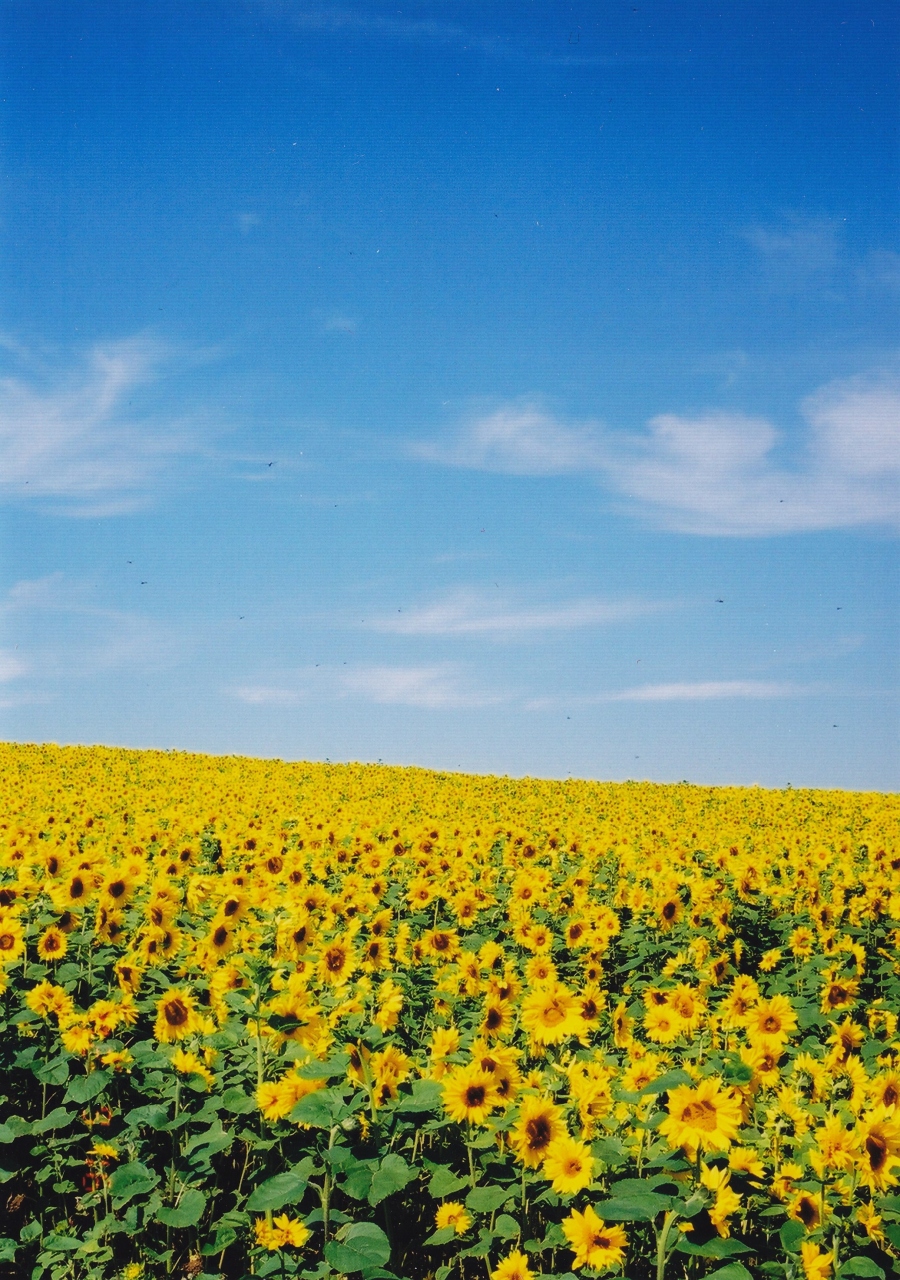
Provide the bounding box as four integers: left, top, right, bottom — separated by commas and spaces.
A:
0, 918, 25, 962
435, 1202, 471, 1235
543, 1135, 595, 1195
481, 998, 514, 1040
507, 1094, 564, 1166
36, 925, 67, 961
562, 1205, 627, 1271
441, 1064, 500, 1125
643, 1003, 682, 1045
800, 1242, 833, 1280
520, 982, 581, 1046
318, 940, 355, 986
154, 988, 198, 1043
745, 994, 798, 1045
490, 1251, 535, 1280
854, 1107, 900, 1191
659, 1077, 743, 1153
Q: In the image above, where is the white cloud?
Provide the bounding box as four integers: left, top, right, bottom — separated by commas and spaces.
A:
324, 314, 359, 334
230, 662, 500, 709
411, 402, 606, 475
0, 574, 183, 684
605, 680, 807, 702
741, 216, 840, 293
0, 336, 206, 516
368, 590, 664, 637
415, 372, 900, 536
0, 649, 27, 682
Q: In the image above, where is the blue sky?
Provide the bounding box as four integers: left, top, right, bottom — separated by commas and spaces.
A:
1, 0, 898, 789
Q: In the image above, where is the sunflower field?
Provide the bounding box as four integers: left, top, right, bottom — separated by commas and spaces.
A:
0, 743, 898, 1280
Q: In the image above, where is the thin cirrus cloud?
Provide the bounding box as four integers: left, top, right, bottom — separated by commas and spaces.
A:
0, 336, 209, 516
412, 370, 900, 536
525, 680, 810, 709
366, 590, 665, 638
0, 574, 184, 685
232, 662, 501, 710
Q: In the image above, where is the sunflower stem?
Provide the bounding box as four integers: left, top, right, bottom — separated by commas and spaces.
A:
655, 1209, 679, 1280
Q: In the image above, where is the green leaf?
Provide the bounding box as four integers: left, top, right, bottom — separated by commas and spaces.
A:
324, 1222, 391, 1272
708, 1265, 753, 1280
31, 1107, 73, 1133
108, 1161, 160, 1206
65, 1070, 111, 1104
425, 1227, 458, 1246
465, 1186, 513, 1214
341, 1163, 375, 1201
157, 1189, 207, 1229
495, 1214, 520, 1241
592, 1192, 674, 1221
638, 1069, 694, 1095
676, 1238, 753, 1258
397, 1079, 443, 1112
839, 1259, 885, 1279
221, 1087, 257, 1115
289, 1090, 336, 1128
368, 1154, 414, 1206
246, 1172, 309, 1212
779, 1220, 804, 1253
125, 1104, 170, 1130
297, 1053, 350, 1079
883, 1223, 900, 1249
428, 1166, 469, 1198
42, 1234, 82, 1252
0, 1238, 17, 1263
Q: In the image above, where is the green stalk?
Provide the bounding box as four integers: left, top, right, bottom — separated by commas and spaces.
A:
655, 1210, 679, 1280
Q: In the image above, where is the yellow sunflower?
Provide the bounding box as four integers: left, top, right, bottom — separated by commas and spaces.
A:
153, 988, 198, 1043
659, 1077, 743, 1153
441, 1064, 500, 1126
509, 1095, 565, 1167
562, 1205, 628, 1271
543, 1135, 595, 1195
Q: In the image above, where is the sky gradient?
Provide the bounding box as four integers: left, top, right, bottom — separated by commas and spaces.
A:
1, 0, 898, 789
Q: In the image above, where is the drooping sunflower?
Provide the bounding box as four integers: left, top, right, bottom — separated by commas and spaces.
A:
659, 1077, 743, 1153
562, 1205, 628, 1271
441, 1064, 500, 1126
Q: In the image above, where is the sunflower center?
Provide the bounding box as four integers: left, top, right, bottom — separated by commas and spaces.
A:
108, 880, 126, 899
326, 948, 345, 971
866, 1134, 887, 1171
164, 999, 189, 1027
485, 1007, 502, 1029
213, 926, 229, 946
465, 1085, 486, 1107
680, 1099, 718, 1131
526, 1117, 551, 1149
0, 933, 15, 950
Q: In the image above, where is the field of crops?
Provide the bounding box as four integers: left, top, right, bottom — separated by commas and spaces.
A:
0, 742, 898, 1280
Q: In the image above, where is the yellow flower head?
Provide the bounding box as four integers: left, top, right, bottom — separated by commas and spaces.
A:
562, 1205, 628, 1271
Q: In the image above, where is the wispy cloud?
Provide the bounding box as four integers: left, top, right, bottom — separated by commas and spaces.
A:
411, 403, 605, 476
413, 370, 900, 536
231, 661, 501, 709
367, 589, 664, 638
741, 215, 840, 294
604, 680, 808, 702
0, 336, 210, 516
0, 574, 184, 685
526, 680, 811, 709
